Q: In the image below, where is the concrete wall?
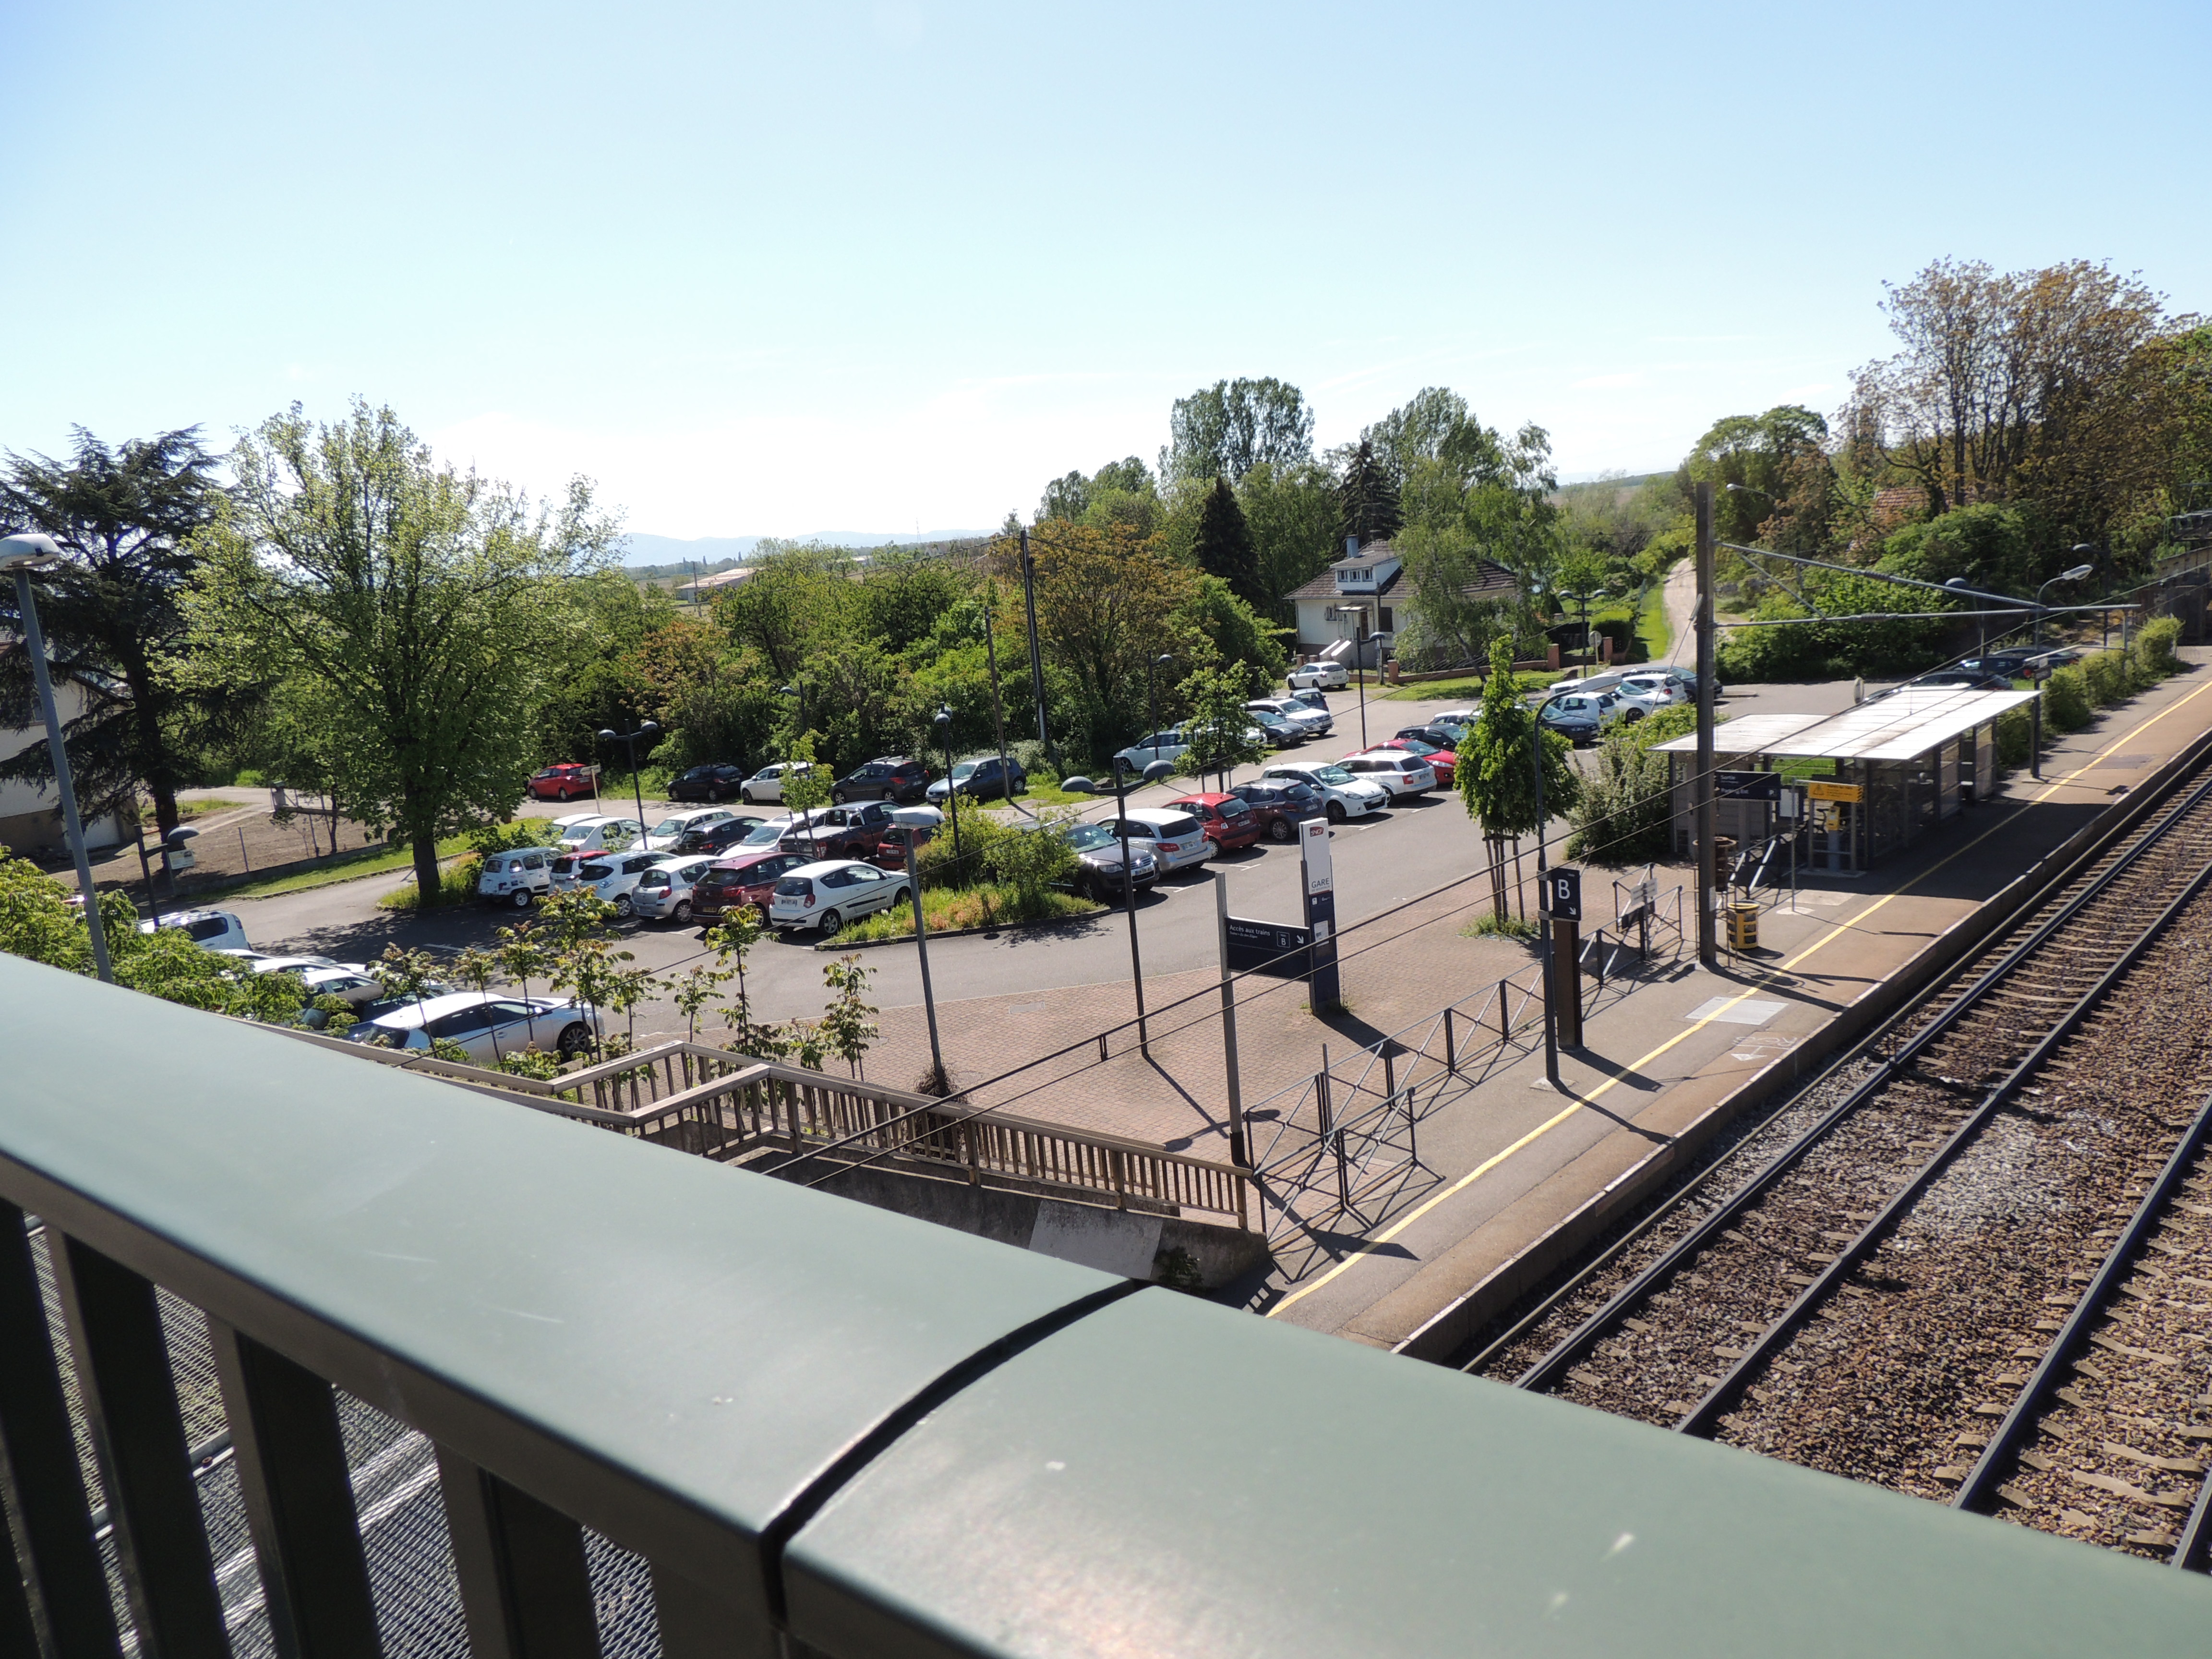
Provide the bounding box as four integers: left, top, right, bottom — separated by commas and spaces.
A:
781, 1159, 1269, 1290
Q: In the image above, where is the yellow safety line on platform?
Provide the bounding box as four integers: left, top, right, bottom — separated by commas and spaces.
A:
1269, 670, 2212, 1319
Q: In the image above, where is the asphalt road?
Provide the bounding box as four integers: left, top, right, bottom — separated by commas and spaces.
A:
221, 677, 1832, 1029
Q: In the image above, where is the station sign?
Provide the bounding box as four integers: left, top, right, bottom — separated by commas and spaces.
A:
1716, 770, 1782, 801
1225, 918, 1311, 977
1542, 866, 1583, 922
1806, 780, 1864, 804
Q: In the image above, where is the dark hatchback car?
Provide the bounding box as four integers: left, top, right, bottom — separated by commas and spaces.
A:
690, 851, 812, 924
831, 756, 930, 805
926, 755, 1028, 803
1916, 670, 2019, 691
1062, 821, 1158, 900
668, 762, 750, 803
1226, 779, 1326, 843
675, 814, 769, 855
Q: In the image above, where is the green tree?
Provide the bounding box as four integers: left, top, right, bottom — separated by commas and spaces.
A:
191, 401, 618, 904
1567, 705, 1699, 866
1161, 378, 1314, 486
1679, 405, 1833, 550
1175, 661, 1267, 790
1458, 640, 1578, 922
1236, 459, 1341, 617
817, 955, 879, 1079
1335, 439, 1403, 548
0, 428, 237, 836
1191, 478, 1263, 610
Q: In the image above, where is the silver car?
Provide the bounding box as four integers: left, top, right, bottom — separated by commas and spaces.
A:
629, 855, 721, 924
347, 991, 601, 1063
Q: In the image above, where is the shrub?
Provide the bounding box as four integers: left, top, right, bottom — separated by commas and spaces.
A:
2136, 616, 2183, 679
1995, 705, 2034, 769
2042, 669, 2092, 732
2081, 649, 2134, 708
470, 819, 554, 858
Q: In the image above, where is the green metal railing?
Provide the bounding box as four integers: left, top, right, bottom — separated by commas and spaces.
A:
3, 952, 2210, 1658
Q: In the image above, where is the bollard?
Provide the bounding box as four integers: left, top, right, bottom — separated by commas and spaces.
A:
1443, 1006, 1457, 1075
1383, 1049, 1396, 1100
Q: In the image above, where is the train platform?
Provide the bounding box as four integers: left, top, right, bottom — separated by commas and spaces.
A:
1261, 653, 2212, 1359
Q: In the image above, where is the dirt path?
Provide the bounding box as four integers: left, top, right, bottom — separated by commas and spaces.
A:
1660, 557, 1695, 666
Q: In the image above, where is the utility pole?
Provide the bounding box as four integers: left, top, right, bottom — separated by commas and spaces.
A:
1694, 481, 1718, 969
1533, 699, 1559, 1089
1214, 877, 1248, 1169
1019, 528, 1053, 763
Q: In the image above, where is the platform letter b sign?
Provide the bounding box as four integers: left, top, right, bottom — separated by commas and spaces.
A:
1547, 868, 1583, 922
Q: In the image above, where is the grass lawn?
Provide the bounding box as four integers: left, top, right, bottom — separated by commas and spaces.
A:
1379, 668, 1564, 703
224, 832, 478, 900
827, 884, 1101, 944
175, 797, 247, 821
1013, 781, 1092, 808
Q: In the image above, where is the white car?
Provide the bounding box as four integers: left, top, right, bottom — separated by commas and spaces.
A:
768, 859, 914, 934
572, 848, 666, 917
347, 990, 601, 1063
1103, 807, 1214, 875
642, 807, 735, 853
273, 963, 385, 1008
1112, 730, 1190, 774
629, 855, 721, 924
139, 909, 251, 952
1247, 697, 1332, 738
550, 814, 642, 853
476, 845, 559, 908
740, 762, 814, 805
1261, 761, 1389, 823
1611, 673, 1684, 714
1287, 660, 1350, 690
1431, 708, 1479, 741
1343, 750, 1437, 798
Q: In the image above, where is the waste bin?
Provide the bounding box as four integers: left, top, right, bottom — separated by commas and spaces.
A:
1726, 901, 1759, 951
1713, 835, 1737, 885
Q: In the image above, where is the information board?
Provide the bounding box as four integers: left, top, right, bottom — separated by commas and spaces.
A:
1716, 769, 1782, 802
1806, 780, 1864, 804
1225, 917, 1311, 977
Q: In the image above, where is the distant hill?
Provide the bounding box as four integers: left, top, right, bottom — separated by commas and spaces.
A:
622, 530, 994, 573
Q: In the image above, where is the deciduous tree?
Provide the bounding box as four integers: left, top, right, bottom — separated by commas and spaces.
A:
191, 400, 618, 904
1162, 378, 1314, 486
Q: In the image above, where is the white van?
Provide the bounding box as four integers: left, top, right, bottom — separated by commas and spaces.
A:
477, 846, 559, 908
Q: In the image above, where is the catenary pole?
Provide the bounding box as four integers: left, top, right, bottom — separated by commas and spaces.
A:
1694, 481, 1718, 969
1214, 876, 1248, 1168
1019, 528, 1053, 763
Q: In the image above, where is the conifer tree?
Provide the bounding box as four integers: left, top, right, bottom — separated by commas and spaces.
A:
1192, 477, 1262, 609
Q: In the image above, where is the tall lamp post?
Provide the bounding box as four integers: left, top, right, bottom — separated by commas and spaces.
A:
1061, 757, 1174, 1054
932, 707, 963, 878
596, 721, 660, 844
2029, 561, 2093, 782
2, 534, 112, 982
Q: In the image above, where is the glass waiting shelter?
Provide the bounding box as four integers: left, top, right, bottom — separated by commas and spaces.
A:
1657, 688, 2037, 874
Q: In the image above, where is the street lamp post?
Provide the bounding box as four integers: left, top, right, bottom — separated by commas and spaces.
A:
933, 707, 962, 878
596, 721, 660, 844
2, 534, 112, 982
2029, 561, 2094, 782
1062, 757, 1174, 1054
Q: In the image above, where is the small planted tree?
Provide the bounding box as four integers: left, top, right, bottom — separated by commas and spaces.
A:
1458, 639, 1578, 924
451, 946, 506, 1061
817, 955, 879, 1079
494, 919, 553, 1050
1176, 660, 1266, 791
779, 731, 831, 856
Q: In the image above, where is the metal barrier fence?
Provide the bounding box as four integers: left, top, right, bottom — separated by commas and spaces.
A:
272, 1029, 1254, 1229
1245, 967, 1547, 1236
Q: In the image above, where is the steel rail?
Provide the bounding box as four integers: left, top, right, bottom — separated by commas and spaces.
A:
1947, 1080, 2212, 1536
1674, 842, 2212, 1439
1510, 767, 2212, 1395
2176, 1454, 2212, 1574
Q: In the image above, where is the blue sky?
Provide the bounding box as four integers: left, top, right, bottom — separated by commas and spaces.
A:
5, 1, 2206, 540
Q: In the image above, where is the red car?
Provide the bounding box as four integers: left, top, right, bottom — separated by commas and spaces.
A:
1163, 793, 1263, 854
528, 762, 598, 802
690, 850, 812, 925
1369, 738, 1457, 787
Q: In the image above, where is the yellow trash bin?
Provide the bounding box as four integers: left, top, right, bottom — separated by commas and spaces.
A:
1727, 902, 1759, 951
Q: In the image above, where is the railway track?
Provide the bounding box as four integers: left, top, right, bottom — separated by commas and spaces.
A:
1466, 759, 2212, 1567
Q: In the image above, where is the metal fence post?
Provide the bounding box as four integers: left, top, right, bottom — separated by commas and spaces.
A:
1498, 977, 1511, 1041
